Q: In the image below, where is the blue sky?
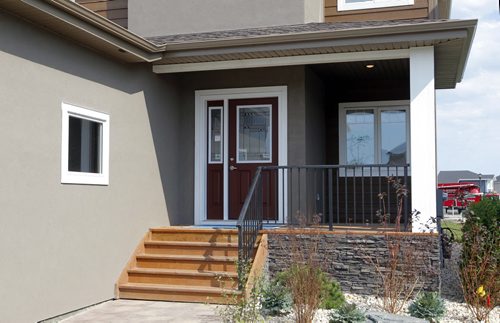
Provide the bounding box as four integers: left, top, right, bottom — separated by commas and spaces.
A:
436, 0, 500, 176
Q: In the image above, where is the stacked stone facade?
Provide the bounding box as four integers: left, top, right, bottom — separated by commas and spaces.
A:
267, 232, 441, 295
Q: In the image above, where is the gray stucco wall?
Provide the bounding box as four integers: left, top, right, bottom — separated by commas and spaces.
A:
0, 12, 180, 323
305, 68, 326, 165
176, 67, 308, 220
128, 0, 323, 37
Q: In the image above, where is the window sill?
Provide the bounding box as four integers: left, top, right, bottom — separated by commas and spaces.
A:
61, 172, 109, 186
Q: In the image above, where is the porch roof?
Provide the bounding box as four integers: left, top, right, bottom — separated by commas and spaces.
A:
151, 19, 477, 89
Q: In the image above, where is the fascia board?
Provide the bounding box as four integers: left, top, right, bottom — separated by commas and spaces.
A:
161, 29, 468, 59
455, 23, 477, 83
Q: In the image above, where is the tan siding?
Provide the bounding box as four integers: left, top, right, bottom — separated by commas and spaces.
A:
325, 0, 431, 22
76, 0, 128, 28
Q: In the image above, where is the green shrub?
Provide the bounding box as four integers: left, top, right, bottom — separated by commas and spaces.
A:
329, 303, 365, 323
320, 274, 345, 310
408, 292, 446, 322
261, 274, 292, 316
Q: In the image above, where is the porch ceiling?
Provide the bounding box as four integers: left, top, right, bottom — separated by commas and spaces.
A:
311, 59, 409, 82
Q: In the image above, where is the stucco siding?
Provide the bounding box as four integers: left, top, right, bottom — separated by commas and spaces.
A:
128, 0, 313, 37
0, 11, 180, 322
305, 68, 326, 165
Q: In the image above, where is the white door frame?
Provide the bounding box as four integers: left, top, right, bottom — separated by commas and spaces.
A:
194, 86, 288, 225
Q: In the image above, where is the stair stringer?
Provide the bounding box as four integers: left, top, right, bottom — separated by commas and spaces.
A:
114, 230, 150, 298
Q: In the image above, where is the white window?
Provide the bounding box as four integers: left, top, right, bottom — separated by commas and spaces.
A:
339, 101, 410, 166
61, 103, 110, 185
338, 0, 414, 11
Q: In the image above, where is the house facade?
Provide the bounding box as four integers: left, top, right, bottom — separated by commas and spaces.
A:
0, 0, 475, 322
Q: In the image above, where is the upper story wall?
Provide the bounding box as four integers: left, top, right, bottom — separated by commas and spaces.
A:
324, 0, 440, 22
128, 0, 323, 37
75, 0, 449, 36
76, 0, 128, 28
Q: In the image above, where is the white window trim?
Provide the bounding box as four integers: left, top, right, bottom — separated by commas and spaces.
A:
339, 100, 410, 172
338, 0, 414, 11
236, 104, 273, 164
61, 102, 110, 185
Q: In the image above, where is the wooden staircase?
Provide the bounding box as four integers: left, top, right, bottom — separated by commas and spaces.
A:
117, 227, 242, 304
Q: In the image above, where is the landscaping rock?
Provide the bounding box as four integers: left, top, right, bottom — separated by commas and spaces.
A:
366, 311, 427, 322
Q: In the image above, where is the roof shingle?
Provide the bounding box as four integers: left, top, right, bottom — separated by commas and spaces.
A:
146, 19, 451, 45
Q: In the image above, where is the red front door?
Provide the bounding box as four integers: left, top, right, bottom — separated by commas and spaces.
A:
228, 98, 278, 220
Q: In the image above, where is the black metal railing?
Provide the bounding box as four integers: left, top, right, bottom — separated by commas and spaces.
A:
236, 168, 263, 288
236, 164, 411, 288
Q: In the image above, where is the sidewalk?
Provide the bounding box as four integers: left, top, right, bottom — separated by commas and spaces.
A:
60, 300, 220, 323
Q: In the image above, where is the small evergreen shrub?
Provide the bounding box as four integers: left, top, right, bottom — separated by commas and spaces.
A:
261, 274, 292, 316
320, 274, 345, 310
329, 303, 365, 323
408, 292, 446, 322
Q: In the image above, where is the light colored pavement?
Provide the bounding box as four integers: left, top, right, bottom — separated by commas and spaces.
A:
60, 300, 221, 323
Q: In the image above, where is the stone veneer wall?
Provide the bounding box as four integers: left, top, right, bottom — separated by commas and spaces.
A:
267, 232, 441, 295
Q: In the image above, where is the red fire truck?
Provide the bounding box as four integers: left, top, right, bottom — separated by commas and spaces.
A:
438, 182, 499, 213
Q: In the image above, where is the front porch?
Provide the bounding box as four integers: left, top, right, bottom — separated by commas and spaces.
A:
187, 56, 428, 229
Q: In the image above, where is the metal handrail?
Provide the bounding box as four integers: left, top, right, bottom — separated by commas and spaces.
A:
236, 167, 263, 289
235, 164, 411, 288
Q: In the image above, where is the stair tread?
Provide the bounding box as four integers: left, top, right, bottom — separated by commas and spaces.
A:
119, 282, 241, 294
137, 254, 238, 262
145, 240, 238, 248
128, 267, 238, 277
150, 227, 238, 234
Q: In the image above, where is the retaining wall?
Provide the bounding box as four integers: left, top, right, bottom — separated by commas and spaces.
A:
266, 232, 441, 295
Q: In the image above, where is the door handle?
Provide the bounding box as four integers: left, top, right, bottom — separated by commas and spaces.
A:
229, 166, 238, 171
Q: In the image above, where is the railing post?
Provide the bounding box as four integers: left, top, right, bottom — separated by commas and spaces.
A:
404, 165, 409, 231
328, 168, 333, 231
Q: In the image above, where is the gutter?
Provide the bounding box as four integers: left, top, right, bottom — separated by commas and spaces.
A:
17, 0, 164, 62
43, 0, 164, 53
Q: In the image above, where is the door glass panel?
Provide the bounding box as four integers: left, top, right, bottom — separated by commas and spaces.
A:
346, 109, 374, 165
237, 105, 271, 162
381, 110, 407, 165
209, 107, 223, 163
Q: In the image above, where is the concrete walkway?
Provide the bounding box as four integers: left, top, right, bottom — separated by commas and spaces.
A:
61, 300, 221, 323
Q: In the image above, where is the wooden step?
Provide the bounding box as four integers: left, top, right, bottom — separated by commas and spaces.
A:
119, 282, 241, 304
136, 254, 238, 271
144, 241, 238, 257
127, 268, 238, 288
150, 228, 238, 243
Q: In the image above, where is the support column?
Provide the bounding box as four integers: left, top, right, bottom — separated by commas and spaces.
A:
410, 46, 437, 232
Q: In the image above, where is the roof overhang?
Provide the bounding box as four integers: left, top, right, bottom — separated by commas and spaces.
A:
0, 0, 163, 63
152, 19, 476, 89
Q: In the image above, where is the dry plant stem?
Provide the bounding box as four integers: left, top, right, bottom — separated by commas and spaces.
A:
373, 177, 422, 314
279, 213, 324, 323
